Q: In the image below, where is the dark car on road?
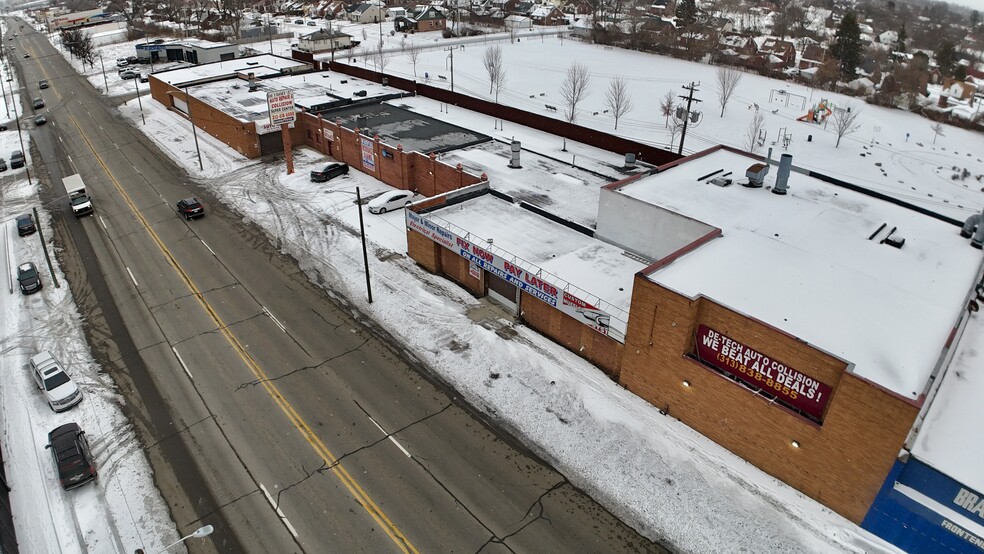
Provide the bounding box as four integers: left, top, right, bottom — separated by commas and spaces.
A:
38, 79, 48, 89
34, 114, 46, 126
16, 214, 36, 236
45, 423, 97, 490
32, 97, 43, 109
17, 261, 42, 294
310, 162, 349, 183
0, 158, 7, 172
176, 197, 205, 220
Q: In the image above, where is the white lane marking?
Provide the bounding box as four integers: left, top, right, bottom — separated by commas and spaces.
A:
125, 266, 138, 287
366, 415, 412, 458
262, 306, 286, 332
172, 347, 193, 380
200, 239, 216, 257
99, 216, 108, 230
260, 483, 299, 538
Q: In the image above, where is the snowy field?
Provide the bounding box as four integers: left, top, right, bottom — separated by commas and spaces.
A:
8, 22, 983, 553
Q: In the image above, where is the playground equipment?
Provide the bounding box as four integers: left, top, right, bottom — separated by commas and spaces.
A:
797, 99, 833, 124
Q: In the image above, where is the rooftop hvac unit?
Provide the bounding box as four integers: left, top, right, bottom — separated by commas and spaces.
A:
708, 177, 732, 187
744, 163, 768, 188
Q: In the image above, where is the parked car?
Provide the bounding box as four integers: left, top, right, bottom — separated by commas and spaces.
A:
119, 70, 138, 80
0, 123, 7, 131
367, 190, 416, 214
176, 197, 205, 220
16, 213, 35, 236
139, 73, 149, 83
31, 351, 82, 412
45, 423, 97, 490
32, 97, 43, 109
306, 20, 317, 26
116, 58, 128, 68
17, 261, 42, 294
22, 53, 29, 58
293, 19, 304, 24
38, 79, 48, 89
34, 114, 46, 126
0, 158, 7, 172
10, 150, 24, 168
126, 55, 138, 64
309, 162, 349, 183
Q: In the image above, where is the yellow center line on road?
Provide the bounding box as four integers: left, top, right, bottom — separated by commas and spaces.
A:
67, 113, 419, 554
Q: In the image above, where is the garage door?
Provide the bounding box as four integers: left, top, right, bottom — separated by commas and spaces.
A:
487, 273, 517, 312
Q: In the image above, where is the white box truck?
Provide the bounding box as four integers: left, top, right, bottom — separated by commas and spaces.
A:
64, 174, 93, 217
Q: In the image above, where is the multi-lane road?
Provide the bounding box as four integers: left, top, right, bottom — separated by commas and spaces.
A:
9, 19, 664, 553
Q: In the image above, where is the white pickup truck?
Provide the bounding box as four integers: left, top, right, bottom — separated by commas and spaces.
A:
65, 174, 93, 217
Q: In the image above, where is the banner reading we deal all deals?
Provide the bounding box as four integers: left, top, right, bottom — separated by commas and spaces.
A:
406, 211, 618, 340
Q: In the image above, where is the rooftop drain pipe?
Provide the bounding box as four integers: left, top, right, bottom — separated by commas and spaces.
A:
772, 153, 792, 195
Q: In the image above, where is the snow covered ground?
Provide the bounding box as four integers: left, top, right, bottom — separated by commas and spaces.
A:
9, 24, 982, 553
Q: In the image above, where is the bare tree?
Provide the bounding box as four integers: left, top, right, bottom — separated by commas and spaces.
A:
715, 66, 743, 117
659, 90, 675, 128
559, 62, 591, 123
668, 117, 683, 150
483, 45, 504, 95
931, 121, 945, 144
743, 110, 765, 152
406, 42, 421, 77
604, 76, 633, 130
831, 105, 862, 148
375, 41, 387, 73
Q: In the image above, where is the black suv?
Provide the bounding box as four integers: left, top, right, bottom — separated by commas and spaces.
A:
45, 423, 97, 490
16, 214, 36, 236
310, 162, 349, 183
176, 197, 205, 220
17, 261, 42, 294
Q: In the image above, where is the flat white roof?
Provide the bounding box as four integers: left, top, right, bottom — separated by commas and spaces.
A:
913, 311, 984, 493
620, 148, 983, 400
426, 194, 646, 334
152, 55, 310, 87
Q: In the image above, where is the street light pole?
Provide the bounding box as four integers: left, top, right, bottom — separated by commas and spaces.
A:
99, 53, 108, 92
184, 86, 203, 171
133, 75, 145, 125
160, 524, 214, 553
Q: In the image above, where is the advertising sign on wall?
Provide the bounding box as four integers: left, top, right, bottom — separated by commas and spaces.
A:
266, 90, 296, 126
406, 211, 614, 338
694, 325, 831, 420
361, 137, 375, 171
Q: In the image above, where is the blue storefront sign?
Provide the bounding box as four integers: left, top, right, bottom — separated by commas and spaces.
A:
864, 457, 984, 553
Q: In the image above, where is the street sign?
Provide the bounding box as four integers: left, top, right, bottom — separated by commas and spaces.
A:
266, 90, 296, 126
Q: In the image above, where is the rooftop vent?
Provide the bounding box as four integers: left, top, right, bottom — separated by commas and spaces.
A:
508, 140, 522, 169
625, 153, 636, 167
772, 153, 792, 195
708, 176, 733, 187
744, 163, 768, 188
963, 207, 984, 249
880, 226, 905, 249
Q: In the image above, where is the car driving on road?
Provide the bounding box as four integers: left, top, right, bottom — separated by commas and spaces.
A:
367, 190, 416, 214
34, 114, 46, 126
45, 423, 97, 490
176, 197, 205, 220
31, 351, 83, 412
17, 261, 42, 294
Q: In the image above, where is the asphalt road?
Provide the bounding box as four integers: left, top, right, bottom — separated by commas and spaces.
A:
10, 20, 666, 554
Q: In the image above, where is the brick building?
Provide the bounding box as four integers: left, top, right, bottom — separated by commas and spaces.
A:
405, 145, 984, 526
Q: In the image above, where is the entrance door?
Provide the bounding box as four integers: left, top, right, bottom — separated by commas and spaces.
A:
487, 273, 518, 312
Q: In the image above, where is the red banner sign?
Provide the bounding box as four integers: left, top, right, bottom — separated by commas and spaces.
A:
695, 325, 831, 420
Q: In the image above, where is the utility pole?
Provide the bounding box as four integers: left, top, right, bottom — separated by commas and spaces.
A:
677, 81, 702, 156
99, 53, 108, 92
184, 87, 204, 171
133, 75, 145, 125
356, 187, 373, 303
445, 46, 454, 92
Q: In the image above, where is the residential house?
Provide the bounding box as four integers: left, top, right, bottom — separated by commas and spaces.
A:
562, 0, 594, 15
649, 0, 669, 15
530, 5, 566, 25
942, 77, 978, 100
504, 14, 533, 29
394, 5, 447, 32
347, 3, 387, 23
298, 29, 353, 52
756, 37, 796, 68
718, 32, 757, 56
798, 44, 826, 70
571, 16, 594, 37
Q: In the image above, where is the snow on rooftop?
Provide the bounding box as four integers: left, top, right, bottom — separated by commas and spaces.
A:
913, 310, 984, 493
425, 194, 645, 332
152, 54, 310, 87
620, 148, 983, 399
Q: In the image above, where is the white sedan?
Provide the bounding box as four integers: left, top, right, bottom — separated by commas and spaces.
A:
367, 190, 416, 214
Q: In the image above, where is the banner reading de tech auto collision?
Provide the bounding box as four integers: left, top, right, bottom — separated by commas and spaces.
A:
695, 325, 831, 420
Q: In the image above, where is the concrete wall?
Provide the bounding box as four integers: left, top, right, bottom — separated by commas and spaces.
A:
619, 276, 920, 523
596, 188, 716, 260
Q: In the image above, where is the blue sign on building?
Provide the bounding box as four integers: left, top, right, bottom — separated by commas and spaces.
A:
863, 457, 984, 553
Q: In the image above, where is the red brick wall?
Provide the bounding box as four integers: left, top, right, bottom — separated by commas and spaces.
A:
407, 231, 441, 273
440, 248, 484, 296
619, 276, 919, 523
521, 291, 623, 379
